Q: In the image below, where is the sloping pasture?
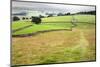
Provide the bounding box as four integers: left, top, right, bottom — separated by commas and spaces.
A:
12, 15, 96, 66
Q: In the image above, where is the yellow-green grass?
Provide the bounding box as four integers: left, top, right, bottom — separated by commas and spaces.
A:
12, 23, 72, 35
42, 16, 72, 23
74, 15, 95, 23
12, 23, 96, 65
12, 15, 96, 65
12, 15, 95, 32
12, 21, 32, 30
42, 15, 95, 23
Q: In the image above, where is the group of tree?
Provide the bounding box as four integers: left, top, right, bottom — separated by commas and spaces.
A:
22, 17, 31, 20
75, 11, 96, 15
31, 16, 41, 24
39, 15, 45, 18
45, 12, 71, 17
12, 16, 41, 24
57, 12, 71, 16
13, 16, 20, 21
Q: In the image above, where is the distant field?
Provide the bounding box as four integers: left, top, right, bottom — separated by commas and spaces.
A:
13, 23, 72, 35
12, 15, 96, 65
12, 21, 32, 30
74, 15, 95, 23
12, 15, 95, 35
42, 15, 95, 23
12, 15, 74, 35
42, 16, 72, 23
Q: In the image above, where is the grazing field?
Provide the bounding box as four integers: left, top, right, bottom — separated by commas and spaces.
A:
42, 16, 72, 23
13, 23, 72, 35
12, 15, 96, 65
12, 21, 32, 30
74, 15, 95, 23
12, 16, 73, 35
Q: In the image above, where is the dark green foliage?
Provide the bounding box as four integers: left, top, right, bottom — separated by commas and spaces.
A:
65, 12, 71, 15
76, 11, 96, 15
47, 14, 53, 17
39, 15, 44, 18
13, 16, 20, 21
26, 17, 28, 20
30, 17, 31, 19
57, 13, 64, 16
22, 17, 25, 20
31, 16, 41, 24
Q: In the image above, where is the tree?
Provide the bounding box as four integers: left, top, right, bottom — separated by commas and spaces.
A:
57, 13, 64, 16
30, 17, 31, 19
22, 17, 25, 20
47, 14, 53, 17
26, 17, 28, 20
65, 12, 70, 15
13, 16, 20, 21
31, 16, 41, 24
39, 15, 44, 18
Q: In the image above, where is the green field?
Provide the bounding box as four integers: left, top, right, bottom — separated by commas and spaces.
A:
12, 15, 74, 35
12, 15, 96, 65
13, 23, 72, 35
12, 15, 95, 35
12, 21, 32, 30
42, 16, 72, 22
74, 15, 95, 23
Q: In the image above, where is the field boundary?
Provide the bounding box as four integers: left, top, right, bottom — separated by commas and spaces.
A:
43, 22, 95, 24
12, 29, 72, 37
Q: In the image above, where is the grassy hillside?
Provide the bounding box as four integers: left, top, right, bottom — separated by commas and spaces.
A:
12, 23, 96, 65
12, 15, 74, 35
74, 15, 95, 23
12, 21, 32, 30
13, 23, 72, 35
12, 15, 95, 35
12, 15, 96, 65
42, 16, 72, 23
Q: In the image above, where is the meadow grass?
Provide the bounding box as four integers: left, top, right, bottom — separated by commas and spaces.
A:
12, 23, 96, 65
42, 16, 72, 23
12, 23, 72, 35
12, 21, 32, 30
12, 15, 96, 65
74, 15, 95, 23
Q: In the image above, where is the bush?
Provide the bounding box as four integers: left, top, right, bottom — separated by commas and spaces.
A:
39, 15, 44, 18
26, 17, 28, 20
31, 16, 41, 24
13, 16, 20, 21
22, 17, 25, 20
47, 14, 53, 17
57, 13, 64, 16
30, 17, 31, 19
65, 12, 71, 15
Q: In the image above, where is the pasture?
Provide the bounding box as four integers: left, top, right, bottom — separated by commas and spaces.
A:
12, 15, 96, 65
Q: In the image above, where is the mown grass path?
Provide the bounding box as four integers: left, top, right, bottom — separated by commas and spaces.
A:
71, 30, 89, 56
